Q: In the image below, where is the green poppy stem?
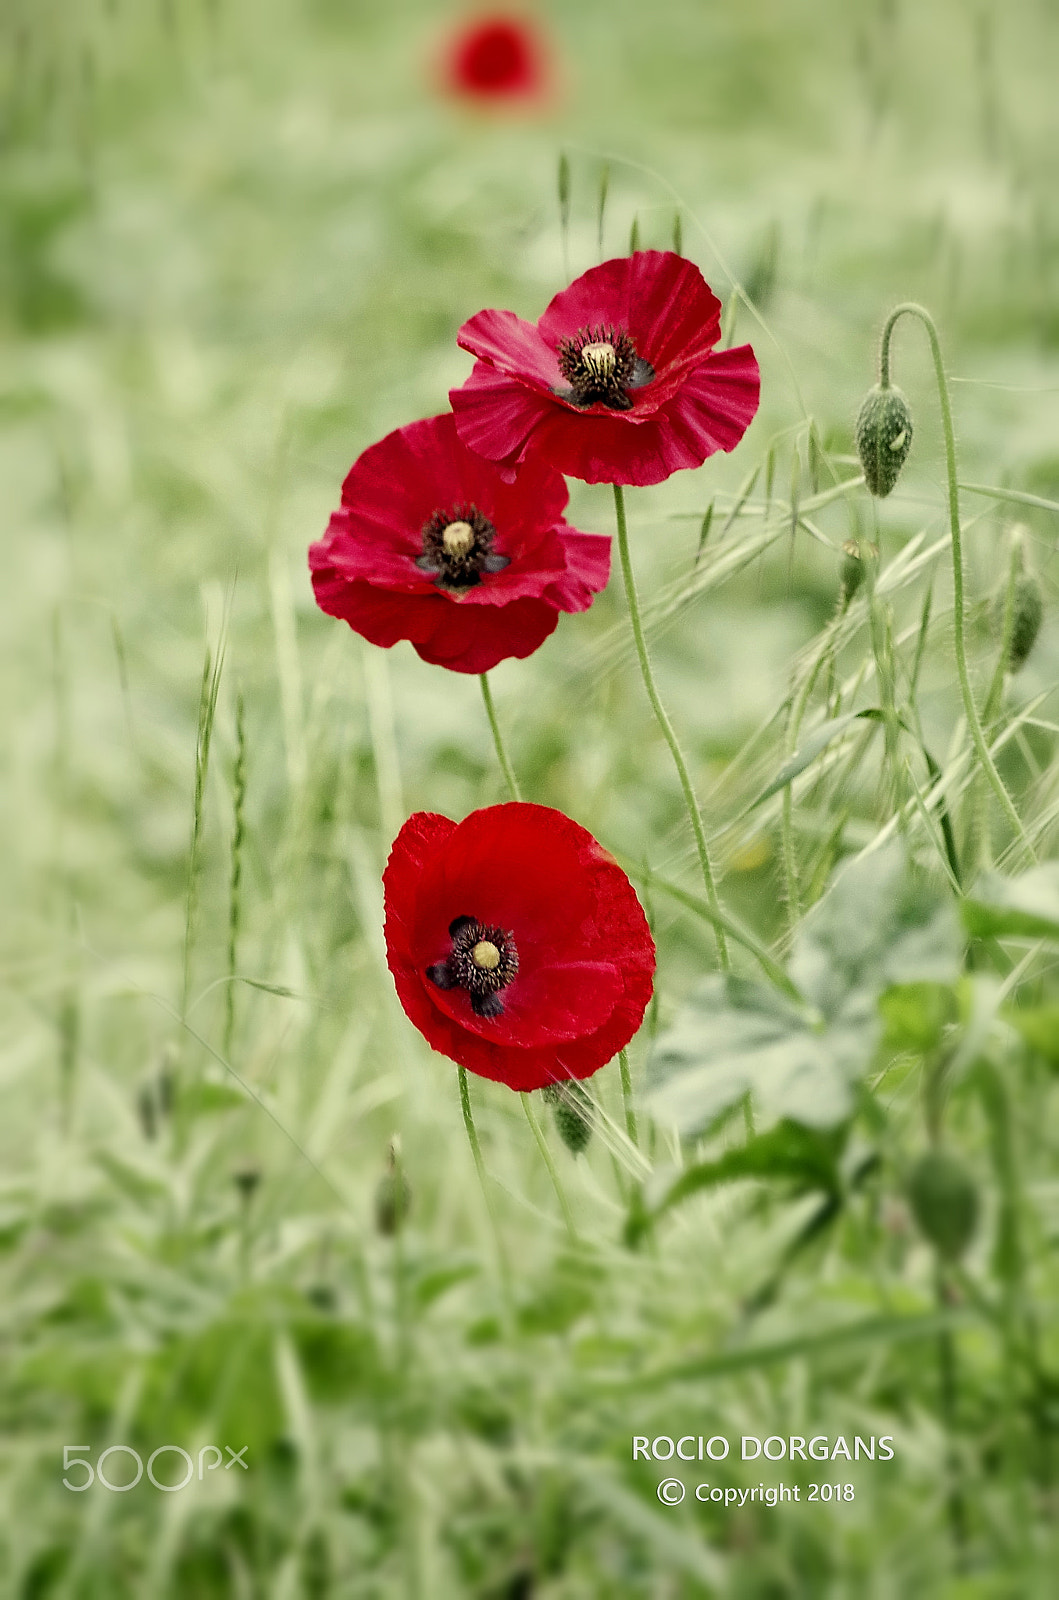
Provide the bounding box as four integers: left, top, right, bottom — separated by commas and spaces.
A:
457, 1065, 513, 1312
618, 1048, 638, 1147
479, 672, 522, 802
878, 304, 1032, 865
612, 484, 729, 969
521, 1092, 578, 1240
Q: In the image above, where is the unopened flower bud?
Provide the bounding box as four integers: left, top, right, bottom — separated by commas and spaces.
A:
991, 570, 1044, 673
840, 538, 879, 603
374, 1139, 411, 1236
233, 1163, 261, 1203
855, 384, 913, 497
550, 1081, 593, 1155
907, 1149, 978, 1261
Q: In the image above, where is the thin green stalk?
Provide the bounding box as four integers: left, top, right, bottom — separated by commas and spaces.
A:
612, 484, 729, 969
878, 304, 1032, 865
521, 1093, 578, 1239
780, 637, 836, 932
618, 1048, 638, 1147
182, 639, 225, 1018
479, 673, 522, 801
224, 689, 247, 1059
457, 1066, 513, 1309
935, 1265, 968, 1557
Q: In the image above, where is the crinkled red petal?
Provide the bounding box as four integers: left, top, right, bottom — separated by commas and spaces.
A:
383, 804, 656, 1091
310, 411, 611, 670
536, 250, 723, 376
451, 343, 760, 486
312, 574, 560, 673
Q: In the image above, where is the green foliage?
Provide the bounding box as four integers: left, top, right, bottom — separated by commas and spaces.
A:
963, 864, 1059, 942
649, 848, 961, 1135
2, 0, 1058, 1592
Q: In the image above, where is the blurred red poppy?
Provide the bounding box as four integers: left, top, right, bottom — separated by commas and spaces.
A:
383, 803, 655, 1091
441, 14, 550, 103
450, 250, 760, 486
309, 413, 609, 674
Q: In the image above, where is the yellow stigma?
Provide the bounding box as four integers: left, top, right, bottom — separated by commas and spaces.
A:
471, 939, 501, 971
581, 340, 616, 380
442, 520, 475, 557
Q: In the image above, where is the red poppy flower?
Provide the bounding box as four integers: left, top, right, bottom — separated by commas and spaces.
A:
308, 413, 609, 675
440, 14, 550, 103
449, 250, 760, 486
383, 803, 655, 1092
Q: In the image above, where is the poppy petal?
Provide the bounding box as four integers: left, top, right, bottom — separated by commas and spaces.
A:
310, 412, 609, 671
449, 251, 760, 486
383, 804, 655, 1091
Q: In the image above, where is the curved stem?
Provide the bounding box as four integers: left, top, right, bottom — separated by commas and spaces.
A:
479, 673, 522, 802
878, 303, 1031, 864
521, 1093, 578, 1239
612, 484, 729, 969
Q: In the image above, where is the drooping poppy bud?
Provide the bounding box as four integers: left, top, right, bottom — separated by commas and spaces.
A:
907, 1149, 978, 1261
855, 383, 913, 498
990, 530, 1044, 673
545, 1080, 593, 1154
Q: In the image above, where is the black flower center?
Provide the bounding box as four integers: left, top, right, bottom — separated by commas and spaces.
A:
415, 504, 511, 589
555, 325, 655, 411
426, 914, 520, 1019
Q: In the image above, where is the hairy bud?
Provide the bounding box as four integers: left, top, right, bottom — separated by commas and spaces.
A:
547, 1081, 593, 1155
840, 538, 879, 603
992, 571, 1044, 673
907, 1150, 978, 1261
855, 384, 913, 498
375, 1138, 412, 1236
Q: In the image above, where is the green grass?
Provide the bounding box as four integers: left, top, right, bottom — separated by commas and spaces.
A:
2, 0, 1058, 1595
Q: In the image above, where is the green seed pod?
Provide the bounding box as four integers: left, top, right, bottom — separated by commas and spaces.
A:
551, 1081, 593, 1155
992, 571, 1044, 673
840, 538, 879, 603
907, 1150, 978, 1261
374, 1138, 411, 1236
855, 383, 914, 497
374, 1170, 412, 1236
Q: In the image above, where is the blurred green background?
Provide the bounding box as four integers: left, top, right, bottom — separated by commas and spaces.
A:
2, 0, 1058, 1595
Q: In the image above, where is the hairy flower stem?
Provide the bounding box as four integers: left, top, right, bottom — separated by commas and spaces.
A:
878, 304, 1032, 865
618, 1048, 638, 1147
521, 1092, 578, 1239
224, 690, 247, 1060
479, 673, 522, 801
458, 1065, 513, 1314
935, 1265, 968, 1557
613, 484, 729, 969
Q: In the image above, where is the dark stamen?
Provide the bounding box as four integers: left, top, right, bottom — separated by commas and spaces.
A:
555, 325, 654, 410
426, 915, 519, 1018
417, 504, 511, 590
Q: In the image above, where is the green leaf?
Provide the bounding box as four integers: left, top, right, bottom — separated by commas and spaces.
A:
180, 1080, 248, 1115
648, 973, 866, 1134
648, 846, 959, 1137
1005, 1005, 1059, 1065
879, 982, 959, 1055
790, 845, 961, 1018
650, 1120, 846, 1221
963, 865, 1059, 943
